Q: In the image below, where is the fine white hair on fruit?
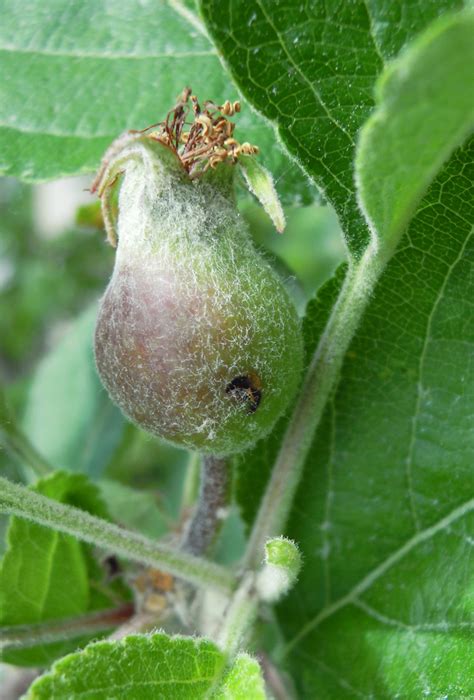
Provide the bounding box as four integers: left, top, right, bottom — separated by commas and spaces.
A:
95, 139, 303, 455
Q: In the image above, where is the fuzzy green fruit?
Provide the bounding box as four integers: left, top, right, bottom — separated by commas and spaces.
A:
94, 119, 303, 455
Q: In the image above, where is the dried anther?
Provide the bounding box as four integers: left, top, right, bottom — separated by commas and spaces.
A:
140, 87, 259, 177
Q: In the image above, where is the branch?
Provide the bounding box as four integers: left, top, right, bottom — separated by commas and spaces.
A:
0, 604, 134, 650
0, 477, 236, 593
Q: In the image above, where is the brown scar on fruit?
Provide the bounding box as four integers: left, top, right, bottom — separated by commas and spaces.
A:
226, 372, 262, 413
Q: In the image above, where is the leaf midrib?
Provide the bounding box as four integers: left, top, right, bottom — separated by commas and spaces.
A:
0, 45, 217, 59
0, 123, 113, 140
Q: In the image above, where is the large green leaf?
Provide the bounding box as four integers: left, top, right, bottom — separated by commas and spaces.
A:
200, 0, 465, 255
0, 471, 128, 666
0, 0, 312, 204
278, 138, 474, 697
22, 303, 124, 479
24, 633, 266, 699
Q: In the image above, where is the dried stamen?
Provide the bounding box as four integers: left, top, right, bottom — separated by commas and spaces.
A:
141, 87, 259, 177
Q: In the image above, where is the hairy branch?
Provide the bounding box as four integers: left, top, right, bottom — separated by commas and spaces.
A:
0, 477, 236, 593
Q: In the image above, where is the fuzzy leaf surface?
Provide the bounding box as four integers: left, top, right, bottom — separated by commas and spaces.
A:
356, 11, 474, 248
24, 633, 265, 699
217, 653, 266, 699
200, 0, 465, 255
0, 0, 311, 204
22, 304, 124, 479
0, 471, 124, 666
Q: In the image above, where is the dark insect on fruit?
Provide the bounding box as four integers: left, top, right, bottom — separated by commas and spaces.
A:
226, 373, 262, 413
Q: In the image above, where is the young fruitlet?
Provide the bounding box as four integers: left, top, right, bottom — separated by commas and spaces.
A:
93, 90, 303, 455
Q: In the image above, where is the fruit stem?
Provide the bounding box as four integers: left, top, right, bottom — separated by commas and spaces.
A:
0, 477, 236, 593
180, 456, 230, 555
242, 243, 386, 569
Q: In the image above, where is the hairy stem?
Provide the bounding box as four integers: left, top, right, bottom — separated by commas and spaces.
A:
0, 388, 51, 480
181, 456, 230, 555
1, 604, 134, 650
0, 477, 235, 593
217, 572, 258, 657
243, 245, 385, 568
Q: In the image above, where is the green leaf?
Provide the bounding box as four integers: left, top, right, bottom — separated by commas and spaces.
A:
0, 0, 313, 205
97, 479, 169, 539
217, 653, 266, 699
356, 11, 474, 251
25, 633, 226, 699
277, 137, 474, 696
25, 633, 267, 699
0, 471, 124, 666
23, 303, 124, 478
239, 157, 285, 233
200, 0, 464, 255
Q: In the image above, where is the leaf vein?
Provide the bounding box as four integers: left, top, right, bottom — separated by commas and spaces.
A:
404, 224, 474, 531
283, 494, 474, 655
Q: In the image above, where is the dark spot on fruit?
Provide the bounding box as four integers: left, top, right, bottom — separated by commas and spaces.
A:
226, 373, 262, 413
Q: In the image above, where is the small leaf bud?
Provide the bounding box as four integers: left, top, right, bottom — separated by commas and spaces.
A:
256, 537, 302, 602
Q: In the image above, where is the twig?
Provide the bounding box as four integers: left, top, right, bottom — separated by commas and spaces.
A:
242, 245, 383, 569
0, 604, 134, 650
0, 477, 236, 593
